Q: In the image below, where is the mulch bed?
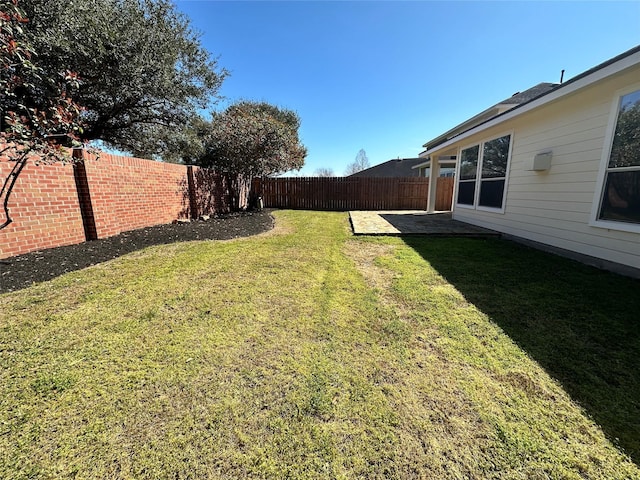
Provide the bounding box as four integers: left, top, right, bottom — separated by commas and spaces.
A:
0, 209, 275, 294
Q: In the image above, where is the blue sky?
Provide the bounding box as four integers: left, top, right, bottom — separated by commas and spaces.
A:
176, 1, 640, 176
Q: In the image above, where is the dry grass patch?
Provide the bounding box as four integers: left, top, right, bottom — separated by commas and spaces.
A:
343, 240, 397, 291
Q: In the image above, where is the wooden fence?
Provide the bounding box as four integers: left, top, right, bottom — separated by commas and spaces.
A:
434, 177, 455, 211
252, 176, 454, 211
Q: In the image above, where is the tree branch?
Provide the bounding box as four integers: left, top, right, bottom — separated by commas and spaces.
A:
0, 150, 29, 231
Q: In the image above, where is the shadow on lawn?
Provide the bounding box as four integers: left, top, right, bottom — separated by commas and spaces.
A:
401, 236, 640, 465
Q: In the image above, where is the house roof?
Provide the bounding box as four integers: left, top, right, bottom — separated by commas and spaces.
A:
421, 83, 558, 153
420, 44, 640, 157
348, 158, 424, 177
500, 82, 558, 104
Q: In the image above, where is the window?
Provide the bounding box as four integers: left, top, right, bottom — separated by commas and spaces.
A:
597, 89, 640, 225
456, 134, 512, 210
457, 145, 479, 205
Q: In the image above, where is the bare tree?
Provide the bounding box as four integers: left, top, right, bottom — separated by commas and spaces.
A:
314, 167, 335, 177
345, 149, 370, 176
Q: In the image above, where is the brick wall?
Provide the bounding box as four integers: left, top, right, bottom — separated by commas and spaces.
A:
0, 155, 85, 259
0, 150, 230, 260
80, 151, 193, 238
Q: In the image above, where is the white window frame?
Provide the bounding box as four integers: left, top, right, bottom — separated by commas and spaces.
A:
590, 82, 640, 234
454, 131, 513, 214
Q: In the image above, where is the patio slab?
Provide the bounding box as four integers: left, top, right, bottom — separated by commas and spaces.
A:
349, 211, 501, 237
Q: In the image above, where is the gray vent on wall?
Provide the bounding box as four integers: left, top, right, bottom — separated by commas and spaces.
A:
526, 151, 552, 171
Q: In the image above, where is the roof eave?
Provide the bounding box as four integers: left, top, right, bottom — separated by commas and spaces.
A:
421, 106, 500, 149
422, 45, 640, 157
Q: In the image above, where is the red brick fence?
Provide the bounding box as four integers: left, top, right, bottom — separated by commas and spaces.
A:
0, 150, 231, 259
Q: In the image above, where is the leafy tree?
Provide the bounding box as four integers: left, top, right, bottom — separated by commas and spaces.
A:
201, 101, 307, 209
19, 0, 226, 159
1, 0, 84, 231
345, 148, 370, 175
156, 115, 212, 165
314, 167, 335, 177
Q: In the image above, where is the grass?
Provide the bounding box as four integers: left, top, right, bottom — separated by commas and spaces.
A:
0, 210, 638, 479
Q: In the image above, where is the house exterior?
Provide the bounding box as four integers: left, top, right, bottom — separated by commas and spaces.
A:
418, 45, 640, 276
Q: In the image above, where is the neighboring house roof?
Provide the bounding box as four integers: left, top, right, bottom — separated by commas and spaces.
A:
420, 44, 640, 158
348, 158, 424, 177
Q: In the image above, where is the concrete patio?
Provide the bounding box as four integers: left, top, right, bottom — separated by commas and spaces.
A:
349, 211, 501, 237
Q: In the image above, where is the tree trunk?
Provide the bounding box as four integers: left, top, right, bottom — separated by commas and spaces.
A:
230, 173, 252, 211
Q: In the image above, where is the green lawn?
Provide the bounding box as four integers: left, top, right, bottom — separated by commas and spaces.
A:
1, 210, 638, 479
